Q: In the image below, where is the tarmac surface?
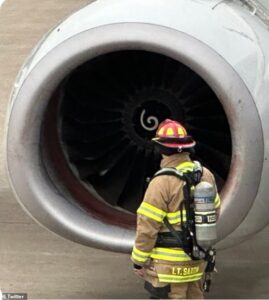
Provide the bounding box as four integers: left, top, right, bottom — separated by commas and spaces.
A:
1, 188, 269, 299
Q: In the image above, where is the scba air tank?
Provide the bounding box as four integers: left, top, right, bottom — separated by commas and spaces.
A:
194, 181, 217, 249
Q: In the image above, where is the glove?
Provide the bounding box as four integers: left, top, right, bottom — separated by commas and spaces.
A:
133, 264, 142, 270
133, 264, 145, 278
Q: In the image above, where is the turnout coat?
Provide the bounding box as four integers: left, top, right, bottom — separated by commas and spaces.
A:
131, 153, 220, 286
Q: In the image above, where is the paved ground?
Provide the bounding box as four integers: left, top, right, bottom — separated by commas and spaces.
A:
1, 188, 269, 299
0, 189, 147, 299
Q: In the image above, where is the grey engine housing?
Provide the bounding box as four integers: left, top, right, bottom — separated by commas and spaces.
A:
5, 0, 269, 252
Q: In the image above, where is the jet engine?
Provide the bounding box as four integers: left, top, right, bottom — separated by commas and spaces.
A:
5, 0, 269, 252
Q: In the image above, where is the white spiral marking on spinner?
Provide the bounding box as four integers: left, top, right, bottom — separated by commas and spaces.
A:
140, 109, 159, 131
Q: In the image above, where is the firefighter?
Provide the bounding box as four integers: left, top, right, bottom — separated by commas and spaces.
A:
131, 119, 221, 299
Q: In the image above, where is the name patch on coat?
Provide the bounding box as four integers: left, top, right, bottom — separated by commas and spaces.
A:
171, 266, 200, 276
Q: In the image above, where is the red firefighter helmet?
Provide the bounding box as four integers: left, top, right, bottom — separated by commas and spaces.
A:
152, 119, 195, 153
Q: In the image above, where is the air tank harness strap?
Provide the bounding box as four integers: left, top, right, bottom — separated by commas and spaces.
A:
153, 166, 202, 260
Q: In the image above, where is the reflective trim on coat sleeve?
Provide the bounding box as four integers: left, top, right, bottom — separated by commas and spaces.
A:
137, 202, 166, 222
166, 210, 187, 224
158, 273, 203, 283
131, 246, 151, 263
150, 247, 191, 262
133, 246, 151, 257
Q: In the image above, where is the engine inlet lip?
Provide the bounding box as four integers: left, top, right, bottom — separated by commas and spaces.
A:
6, 23, 264, 251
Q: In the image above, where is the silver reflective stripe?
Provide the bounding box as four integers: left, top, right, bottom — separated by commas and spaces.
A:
152, 250, 188, 258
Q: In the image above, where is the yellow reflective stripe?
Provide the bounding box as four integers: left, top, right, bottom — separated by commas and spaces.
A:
131, 252, 147, 263
131, 247, 150, 263
141, 202, 166, 216
167, 210, 187, 224
167, 217, 187, 225
133, 246, 150, 257
158, 273, 203, 279
150, 254, 190, 262
176, 162, 195, 170
151, 248, 191, 262
167, 211, 186, 218
175, 162, 195, 175
179, 168, 193, 173
214, 194, 221, 209
158, 273, 203, 283
137, 207, 163, 222
137, 202, 166, 222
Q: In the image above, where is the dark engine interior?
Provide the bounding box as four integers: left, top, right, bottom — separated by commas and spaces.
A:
57, 50, 231, 213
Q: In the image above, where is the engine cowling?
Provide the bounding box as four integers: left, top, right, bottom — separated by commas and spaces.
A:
6, 0, 269, 252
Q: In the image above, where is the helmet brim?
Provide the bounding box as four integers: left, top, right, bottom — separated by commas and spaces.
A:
152, 138, 196, 149
152, 139, 196, 156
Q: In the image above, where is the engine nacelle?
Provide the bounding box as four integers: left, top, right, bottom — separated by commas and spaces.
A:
6, 0, 269, 252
